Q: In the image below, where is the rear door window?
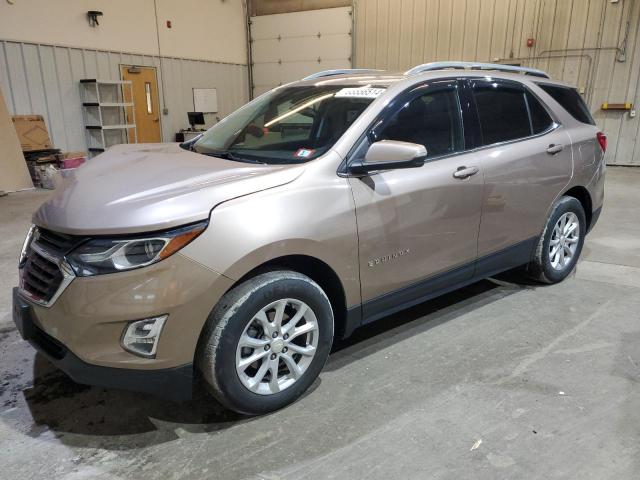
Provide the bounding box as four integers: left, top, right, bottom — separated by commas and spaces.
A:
537, 84, 595, 125
472, 83, 531, 145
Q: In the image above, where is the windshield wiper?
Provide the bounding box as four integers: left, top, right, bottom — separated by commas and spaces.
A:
203, 150, 266, 165
179, 140, 196, 152
184, 145, 270, 164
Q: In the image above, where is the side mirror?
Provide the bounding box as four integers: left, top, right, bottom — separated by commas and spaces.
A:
349, 140, 427, 174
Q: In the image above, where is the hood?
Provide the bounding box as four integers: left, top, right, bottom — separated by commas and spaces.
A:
33, 143, 304, 235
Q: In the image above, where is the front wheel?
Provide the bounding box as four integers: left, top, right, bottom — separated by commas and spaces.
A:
197, 271, 334, 415
528, 196, 586, 284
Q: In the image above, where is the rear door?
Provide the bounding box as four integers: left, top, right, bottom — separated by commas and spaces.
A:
348, 80, 484, 321
465, 78, 573, 271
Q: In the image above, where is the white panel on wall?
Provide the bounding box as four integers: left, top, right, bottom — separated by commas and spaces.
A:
0, 0, 247, 65
193, 88, 218, 113
250, 6, 353, 97
0, 40, 249, 152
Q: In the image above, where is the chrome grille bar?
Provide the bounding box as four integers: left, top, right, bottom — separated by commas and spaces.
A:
18, 228, 76, 307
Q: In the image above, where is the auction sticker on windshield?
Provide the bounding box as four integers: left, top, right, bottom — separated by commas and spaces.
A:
335, 87, 386, 98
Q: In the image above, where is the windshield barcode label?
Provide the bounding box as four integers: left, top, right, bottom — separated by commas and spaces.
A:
335, 87, 386, 98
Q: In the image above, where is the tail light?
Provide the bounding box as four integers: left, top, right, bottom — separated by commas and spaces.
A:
596, 131, 607, 152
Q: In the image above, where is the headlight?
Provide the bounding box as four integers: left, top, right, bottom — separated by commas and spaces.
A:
66, 221, 207, 276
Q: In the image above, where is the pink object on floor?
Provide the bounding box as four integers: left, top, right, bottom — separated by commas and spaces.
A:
60, 156, 86, 169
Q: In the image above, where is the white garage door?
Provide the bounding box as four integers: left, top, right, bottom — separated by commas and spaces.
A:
250, 7, 353, 97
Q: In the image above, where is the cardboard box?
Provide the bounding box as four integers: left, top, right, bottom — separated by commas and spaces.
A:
35, 153, 62, 164
11, 115, 52, 151
63, 151, 86, 160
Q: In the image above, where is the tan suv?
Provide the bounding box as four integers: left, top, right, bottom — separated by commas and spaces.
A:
13, 62, 605, 414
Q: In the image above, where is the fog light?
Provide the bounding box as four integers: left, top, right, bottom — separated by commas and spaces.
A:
121, 315, 167, 358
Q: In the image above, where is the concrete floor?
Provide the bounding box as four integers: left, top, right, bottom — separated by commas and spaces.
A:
1, 167, 639, 479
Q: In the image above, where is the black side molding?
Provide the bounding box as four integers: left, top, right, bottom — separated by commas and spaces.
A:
346, 237, 538, 336
474, 237, 538, 280
362, 261, 475, 326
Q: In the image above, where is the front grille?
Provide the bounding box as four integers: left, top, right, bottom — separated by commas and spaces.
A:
36, 228, 82, 255
21, 247, 64, 302
19, 227, 84, 305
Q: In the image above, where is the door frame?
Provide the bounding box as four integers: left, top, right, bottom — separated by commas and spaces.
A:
119, 64, 163, 143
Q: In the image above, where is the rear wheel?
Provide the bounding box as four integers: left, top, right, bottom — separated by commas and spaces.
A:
528, 196, 586, 284
197, 271, 333, 415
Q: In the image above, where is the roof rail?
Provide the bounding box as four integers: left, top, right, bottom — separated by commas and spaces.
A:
303, 69, 384, 80
405, 61, 550, 79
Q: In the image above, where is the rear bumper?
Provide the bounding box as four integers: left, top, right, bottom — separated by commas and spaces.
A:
13, 287, 193, 401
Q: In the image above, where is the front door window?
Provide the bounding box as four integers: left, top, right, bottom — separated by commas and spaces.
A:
378, 87, 464, 158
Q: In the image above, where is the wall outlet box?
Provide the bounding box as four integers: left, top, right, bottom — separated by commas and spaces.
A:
630, 110, 636, 118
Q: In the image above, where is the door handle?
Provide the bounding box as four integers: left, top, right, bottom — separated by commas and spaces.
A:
547, 144, 564, 154
453, 166, 479, 179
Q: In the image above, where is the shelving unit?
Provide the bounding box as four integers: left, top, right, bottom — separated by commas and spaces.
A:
80, 79, 137, 157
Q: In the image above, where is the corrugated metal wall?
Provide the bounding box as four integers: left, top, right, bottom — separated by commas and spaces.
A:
353, 0, 640, 166
0, 40, 249, 152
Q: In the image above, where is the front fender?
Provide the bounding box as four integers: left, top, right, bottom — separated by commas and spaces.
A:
180, 175, 361, 308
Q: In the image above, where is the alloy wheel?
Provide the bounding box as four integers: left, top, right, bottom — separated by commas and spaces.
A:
549, 212, 580, 270
235, 298, 319, 395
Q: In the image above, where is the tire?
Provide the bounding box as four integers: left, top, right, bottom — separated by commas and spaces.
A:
197, 271, 334, 415
528, 196, 586, 284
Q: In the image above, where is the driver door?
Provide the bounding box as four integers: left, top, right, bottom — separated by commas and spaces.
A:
348, 80, 484, 323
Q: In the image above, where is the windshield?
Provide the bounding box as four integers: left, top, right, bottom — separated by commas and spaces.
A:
191, 85, 384, 164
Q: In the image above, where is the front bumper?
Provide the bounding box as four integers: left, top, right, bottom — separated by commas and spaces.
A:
18, 252, 233, 370
13, 250, 234, 400
13, 287, 193, 401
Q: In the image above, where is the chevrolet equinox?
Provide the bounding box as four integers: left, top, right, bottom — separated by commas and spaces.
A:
13, 62, 605, 414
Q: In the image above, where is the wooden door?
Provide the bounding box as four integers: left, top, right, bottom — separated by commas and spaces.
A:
121, 66, 161, 143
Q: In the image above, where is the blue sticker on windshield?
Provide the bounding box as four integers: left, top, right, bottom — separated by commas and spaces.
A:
295, 148, 315, 158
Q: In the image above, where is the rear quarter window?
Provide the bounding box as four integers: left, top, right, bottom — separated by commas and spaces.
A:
537, 84, 595, 125
526, 91, 554, 134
